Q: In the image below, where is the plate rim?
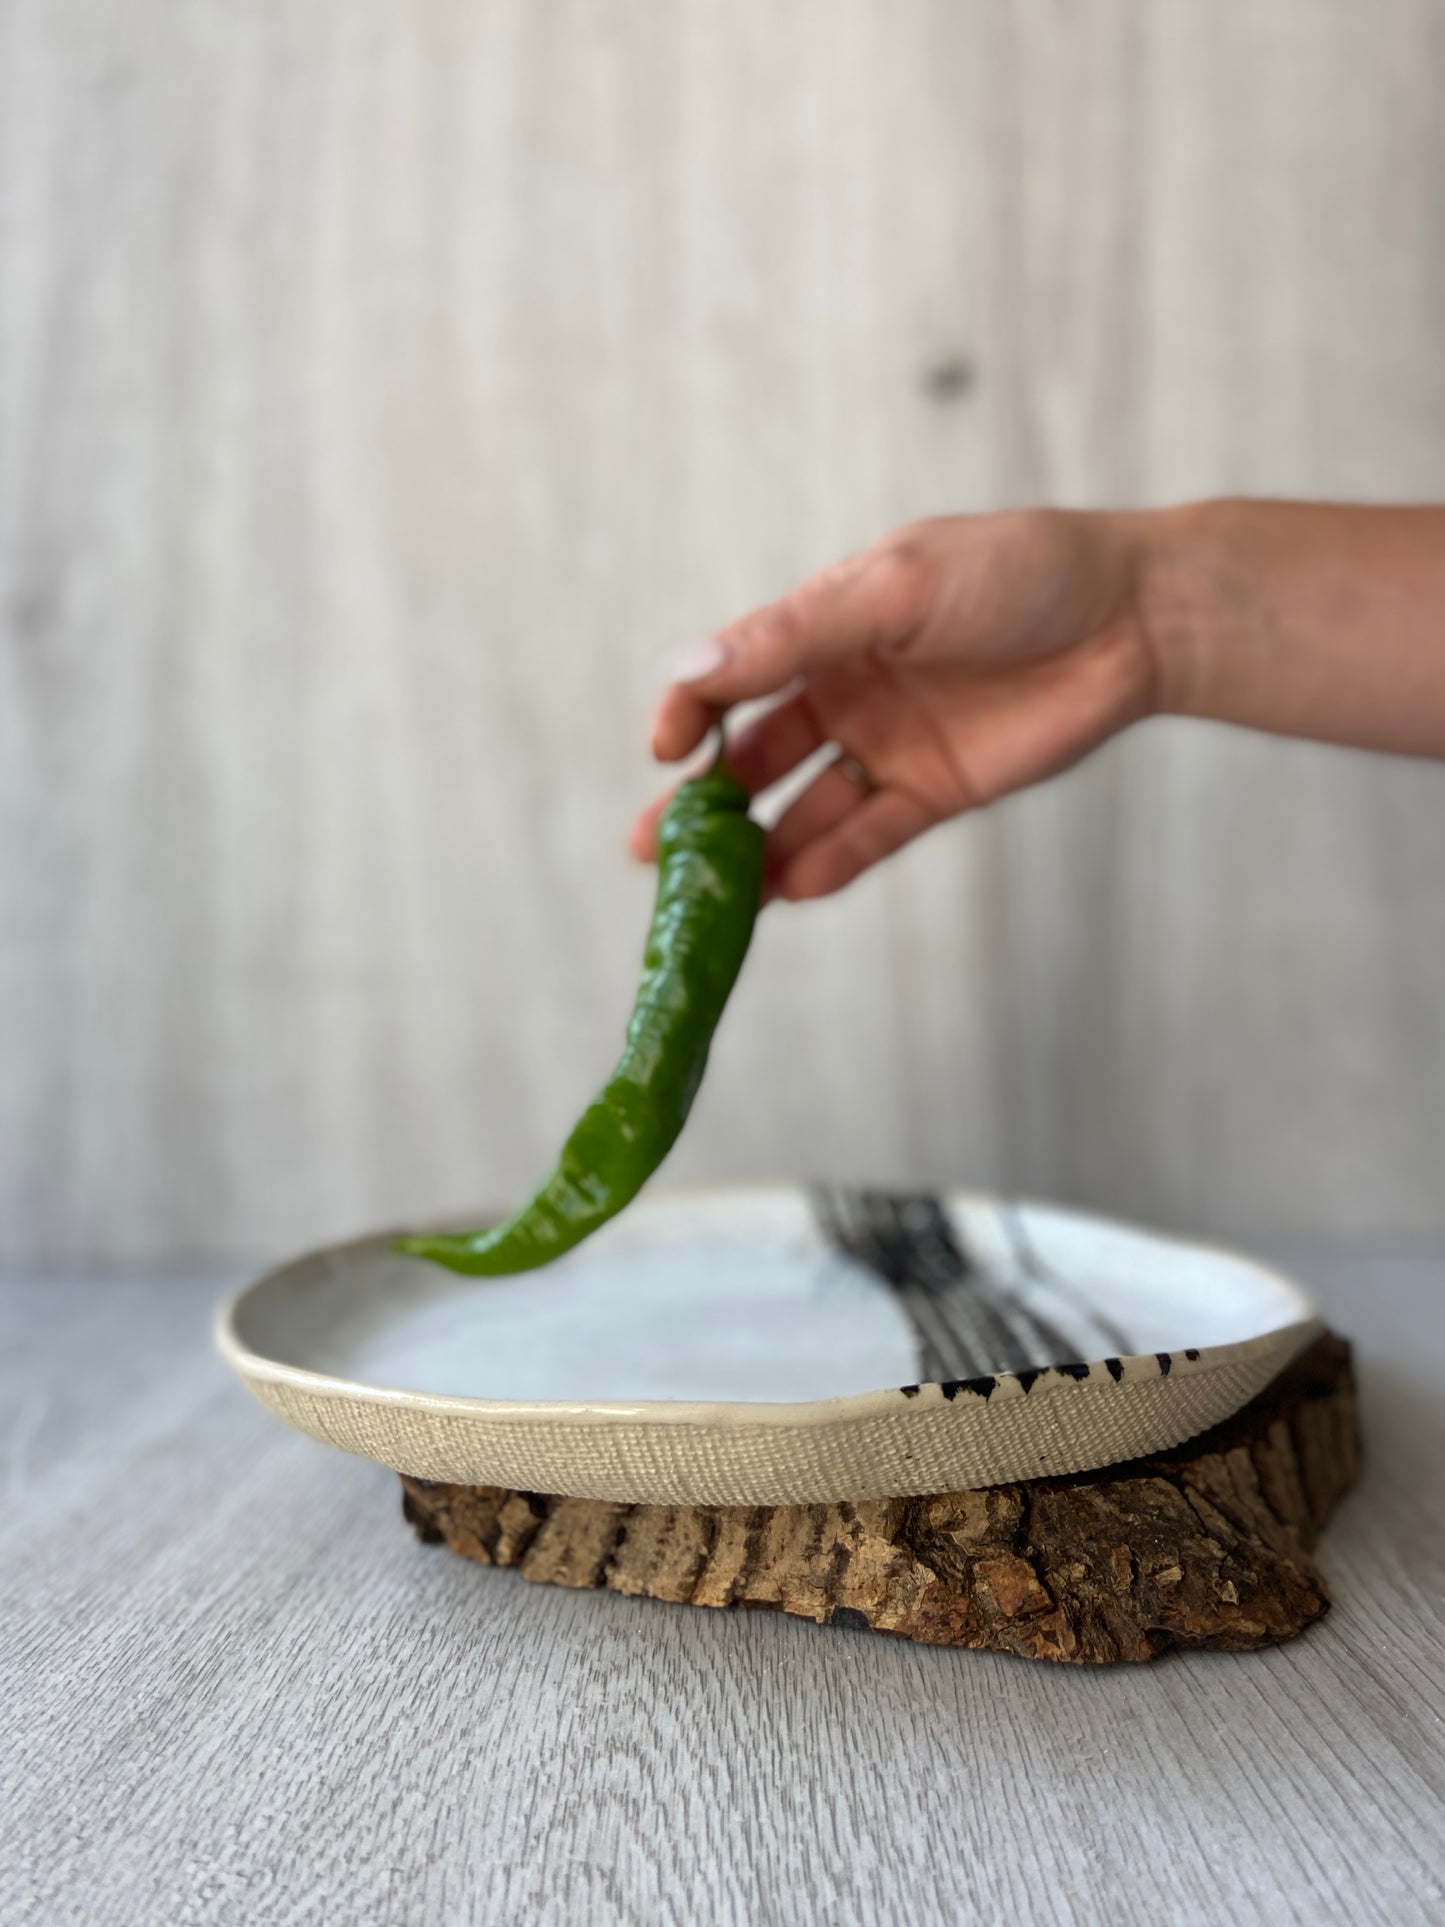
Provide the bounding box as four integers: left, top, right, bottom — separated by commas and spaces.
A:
216, 1186, 1321, 1431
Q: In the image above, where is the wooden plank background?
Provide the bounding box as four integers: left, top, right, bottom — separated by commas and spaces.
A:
3, 0, 1444, 1263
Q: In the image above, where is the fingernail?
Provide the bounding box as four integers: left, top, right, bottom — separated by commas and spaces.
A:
669, 635, 730, 685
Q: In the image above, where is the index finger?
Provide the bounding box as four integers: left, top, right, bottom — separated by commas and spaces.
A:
651, 543, 929, 761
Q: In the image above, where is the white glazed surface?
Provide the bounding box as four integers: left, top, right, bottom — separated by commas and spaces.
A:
217, 1188, 1318, 1503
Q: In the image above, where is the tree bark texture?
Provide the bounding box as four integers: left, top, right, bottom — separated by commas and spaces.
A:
400, 1333, 1358, 1664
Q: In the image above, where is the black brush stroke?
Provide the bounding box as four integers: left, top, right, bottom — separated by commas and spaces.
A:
815, 1187, 1044, 1379
998, 1202, 1133, 1356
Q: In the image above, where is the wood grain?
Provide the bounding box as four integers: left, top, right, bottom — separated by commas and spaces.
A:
3, 1, 1445, 1265
3, 1258, 1443, 1925
401, 1333, 1359, 1663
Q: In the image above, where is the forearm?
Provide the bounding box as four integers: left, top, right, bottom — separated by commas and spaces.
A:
1138, 500, 1445, 758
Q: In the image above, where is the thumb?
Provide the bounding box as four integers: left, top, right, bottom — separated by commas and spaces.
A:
673, 545, 930, 702
651, 542, 931, 761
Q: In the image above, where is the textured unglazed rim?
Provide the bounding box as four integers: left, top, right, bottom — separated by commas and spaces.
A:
216, 1204, 1321, 1506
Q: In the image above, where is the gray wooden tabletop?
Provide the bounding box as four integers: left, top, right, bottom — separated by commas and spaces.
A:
4, 1252, 1443, 1927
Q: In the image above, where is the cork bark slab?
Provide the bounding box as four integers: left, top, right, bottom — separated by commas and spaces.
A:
400, 1332, 1358, 1664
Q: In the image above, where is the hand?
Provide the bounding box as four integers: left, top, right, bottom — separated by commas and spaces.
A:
630, 510, 1158, 901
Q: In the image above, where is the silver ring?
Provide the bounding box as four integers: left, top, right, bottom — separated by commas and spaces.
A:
831, 749, 877, 795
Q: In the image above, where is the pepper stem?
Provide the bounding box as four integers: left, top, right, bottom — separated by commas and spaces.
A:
707, 704, 733, 776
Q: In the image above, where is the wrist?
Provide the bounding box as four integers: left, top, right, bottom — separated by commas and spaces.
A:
1128, 500, 1233, 721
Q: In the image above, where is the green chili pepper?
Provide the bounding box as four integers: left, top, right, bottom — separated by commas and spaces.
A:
397, 739, 765, 1275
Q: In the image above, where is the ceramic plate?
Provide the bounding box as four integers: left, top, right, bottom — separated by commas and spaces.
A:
217, 1186, 1319, 1505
